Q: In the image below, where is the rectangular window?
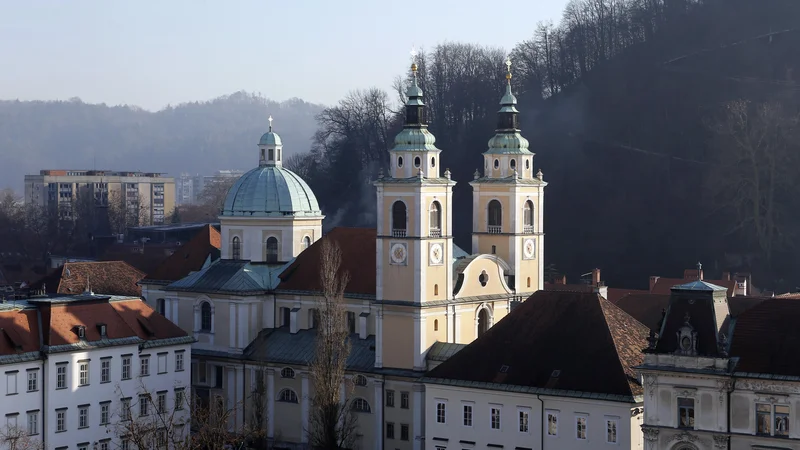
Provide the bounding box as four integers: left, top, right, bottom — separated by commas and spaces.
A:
79, 361, 89, 386
436, 402, 446, 423
157, 391, 167, 413
519, 410, 530, 433
175, 388, 185, 411
101, 359, 111, 383
678, 398, 695, 429
157, 353, 167, 374
775, 405, 790, 437
101, 403, 110, 425
175, 352, 184, 372
7, 414, 17, 429
122, 356, 131, 380
100, 442, 109, 450
121, 398, 131, 421
400, 424, 409, 441
56, 365, 67, 389
6, 372, 17, 395
78, 444, 88, 450
606, 418, 618, 443
463, 404, 473, 427
386, 390, 395, 407
546, 410, 559, 436
157, 428, 167, 449
56, 410, 66, 432
576, 415, 587, 440
386, 422, 395, 439
121, 438, 130, 450
491, 407, 501, 430
139, 395, 149, 416
79, 406, 88, 428
400, 391, 409, 409
27, 411, 37, 435
27, 371, 37, 392
757, 403, 790, 436
140, 356, 150, 376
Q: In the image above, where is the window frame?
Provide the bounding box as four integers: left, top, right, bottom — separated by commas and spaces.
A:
26, 411, 38, 435
351, 397, 371, 413
386, 421, 395, 439
277, 389, 298, 404
56, 409, 66, 432
606, 416, 619, 444
78, 360, 90, 386
27, 370, 38, 392
56, 364, 67, 389
140, 355, 150, 377
435, 400, 447, 424
6, 371, 17, 395
385, 390, 395, 407
677, 397, 695, 429
400, 391, 410, 409
175, 351, 185, 372
490, 405, 502, 430
519, 408, 530, 433
157, 353, 168, 374
101, 402, 111, 425
231, 236, 241, 260
462, 403, 473, 427
101, 358, 111, 383
265, 236, 279, 263
546, 410, 559, 437
78, 405, 89, 429
121, 355, 132, 380
576, 414, 588, 440
200, 302, 213, 332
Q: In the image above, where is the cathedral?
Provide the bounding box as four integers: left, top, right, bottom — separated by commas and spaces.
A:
140, 58, 546, 449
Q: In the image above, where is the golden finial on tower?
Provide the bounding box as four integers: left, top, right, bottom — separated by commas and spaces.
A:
410, 46, 418, 73
505, 56, 512, 81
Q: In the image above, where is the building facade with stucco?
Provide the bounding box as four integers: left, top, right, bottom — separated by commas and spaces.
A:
140, 57, 546, 450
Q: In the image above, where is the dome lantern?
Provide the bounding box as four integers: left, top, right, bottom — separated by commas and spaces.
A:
258, 115, 284, 168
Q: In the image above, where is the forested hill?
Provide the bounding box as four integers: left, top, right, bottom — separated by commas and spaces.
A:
296, 0, 800, 290
0, 92, 323, 190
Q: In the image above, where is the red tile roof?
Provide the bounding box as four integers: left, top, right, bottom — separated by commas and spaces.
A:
606, 288, 649, 304
145, 225, 221, 282
730, 298, 800, 376
0, 295, 188, 357
31, 261, 145, 297
277, 227, 377, 296
427, 291, 650, 399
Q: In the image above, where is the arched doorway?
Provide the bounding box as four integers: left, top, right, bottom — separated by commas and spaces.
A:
478, 308, 490, 337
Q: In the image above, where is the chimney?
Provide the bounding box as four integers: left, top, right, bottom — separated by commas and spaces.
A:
591, 268, 601, 286
649, 276, 660, 292
722, 271, 731, 281
697, 261, 704, 280
555, 275, 567, 285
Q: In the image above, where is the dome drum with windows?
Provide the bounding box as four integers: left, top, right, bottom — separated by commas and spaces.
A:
222, 116, 323, 218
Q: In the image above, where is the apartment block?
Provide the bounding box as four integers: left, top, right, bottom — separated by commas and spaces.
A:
24, 170, 176, 225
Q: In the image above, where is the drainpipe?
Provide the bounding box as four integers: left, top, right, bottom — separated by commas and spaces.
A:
381, 378, 386, 450
37, 308, 46, 449
537, 394, 544, 450
726, 379, 735, 449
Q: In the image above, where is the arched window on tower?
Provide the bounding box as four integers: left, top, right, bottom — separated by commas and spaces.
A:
478, 308, 490, 337
488, 200, 502, 233
231, 237, 241, 260
523, 200, 534, 233
392, 201, 407, 237
266, 237, 279, 263
268, 148, 274, 161
302, 236, 312, 250
429, 201, 441, 237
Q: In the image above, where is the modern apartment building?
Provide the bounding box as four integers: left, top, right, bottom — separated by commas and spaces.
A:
24, 170, 176, 225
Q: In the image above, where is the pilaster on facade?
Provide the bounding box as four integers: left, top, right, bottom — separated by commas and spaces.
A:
373, 379, 384, 450
412, 383, 425, 450
301, 371, 310, 444
266, 368, 275, 439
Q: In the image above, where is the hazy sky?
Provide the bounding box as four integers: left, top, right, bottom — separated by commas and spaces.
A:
0, 1, 569, 110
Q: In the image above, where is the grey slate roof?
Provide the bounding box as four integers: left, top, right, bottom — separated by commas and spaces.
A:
471, 176, 545, 185
672, 280, 728, 292
427, 341, 467, 362
244, 328, 376, 372
222, 166, 322, 217
164, 259, 293, 294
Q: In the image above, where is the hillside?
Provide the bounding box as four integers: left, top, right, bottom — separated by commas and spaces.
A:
0, 92, 323, 191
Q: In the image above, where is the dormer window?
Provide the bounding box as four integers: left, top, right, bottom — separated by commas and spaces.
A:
97, 323, 107, 337
77, 326, 86, 339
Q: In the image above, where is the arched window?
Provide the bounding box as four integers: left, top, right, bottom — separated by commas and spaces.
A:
478, 308, 490, 337
434, 284, 439, 296
156, 298, 165, 315
510, 159, 516, 169
231, 236, 241, 260
523, 200, 534, 232
431, 157, 436, 168
479, 270, 489, 287
397, 156, 404, 168
493, 159, 500, 169
302, 236, 312, 250
527, 277, 531, 288
351, 398, 371, 413
429, 201, 441, 235
353, 375, 368, 386
278, 389, 298, 403
266, 237, 278, 263
488, 200, 502, 232
434, 319, 439, 331
201, 302, 212, 332
525, 159, 530, 169
280, 367, 295, 379
414, 156, 421, 168
391, 201, 407, 237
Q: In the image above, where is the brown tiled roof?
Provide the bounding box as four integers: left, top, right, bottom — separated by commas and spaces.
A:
730, 298, 800, 376
544, 283, 593, 293
426, 291, 649, 399
277, 227, 376, 296
651, 277, 736, 297
99, 243, 181, 274
38, 297, 188, 346
0, 310, 39, 355
606, 288, 649, 305
31, 261, 145, 297
775, 292, 800, 299
145, 225, 221, 282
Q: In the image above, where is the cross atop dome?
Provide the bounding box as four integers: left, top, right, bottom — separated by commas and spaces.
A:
268, 115, 273, 132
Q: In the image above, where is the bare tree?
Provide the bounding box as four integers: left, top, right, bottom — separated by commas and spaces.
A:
707, 99, 800, 263
108, 189, 151, 234
0, 425, 44, 450
307, 239, 357, 449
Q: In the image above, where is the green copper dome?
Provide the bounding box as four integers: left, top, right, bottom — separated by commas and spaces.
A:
222, 166, 321, 217
259, 131, 282, 146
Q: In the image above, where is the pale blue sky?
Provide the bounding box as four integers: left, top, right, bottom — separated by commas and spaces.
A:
0, 1, 569, 110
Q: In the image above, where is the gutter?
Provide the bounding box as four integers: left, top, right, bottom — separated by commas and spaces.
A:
537, 394, 544, 450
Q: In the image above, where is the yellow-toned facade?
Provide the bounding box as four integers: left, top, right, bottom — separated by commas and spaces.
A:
140, 60, 546, 450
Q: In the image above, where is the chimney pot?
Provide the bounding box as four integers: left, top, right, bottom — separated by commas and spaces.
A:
592, 268, 601, 286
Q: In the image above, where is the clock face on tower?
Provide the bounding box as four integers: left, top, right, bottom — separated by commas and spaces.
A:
523, 238, 535, 260
429, 242, 443, 266
390, 242, 408, 265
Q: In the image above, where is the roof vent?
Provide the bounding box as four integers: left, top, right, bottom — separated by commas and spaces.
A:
499, 365, 510, 373
551, 369, 561, 377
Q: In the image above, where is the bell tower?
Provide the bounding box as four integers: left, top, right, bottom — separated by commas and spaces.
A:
374, 55, 456, 370
469, 58, 546, 293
